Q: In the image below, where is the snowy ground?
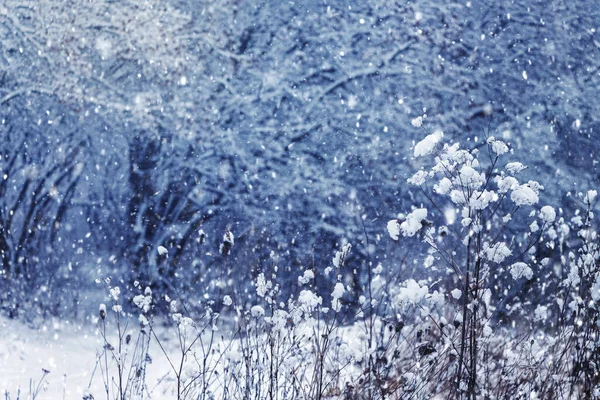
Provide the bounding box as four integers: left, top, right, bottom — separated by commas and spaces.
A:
0, 316, 175, 399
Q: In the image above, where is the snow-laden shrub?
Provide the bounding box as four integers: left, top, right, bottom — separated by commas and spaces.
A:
387, 129, 557, 397
85, 129, 600, 399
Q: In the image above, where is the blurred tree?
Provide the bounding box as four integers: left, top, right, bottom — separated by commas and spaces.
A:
0, 0, 598, 313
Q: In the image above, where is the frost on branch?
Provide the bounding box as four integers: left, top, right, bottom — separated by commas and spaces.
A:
297, 290, 322, 309
109, 286, 121, 301
255, 273, 272, 298
457, 165, 486, 189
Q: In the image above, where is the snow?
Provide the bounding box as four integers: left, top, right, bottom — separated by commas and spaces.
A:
434, 177, 452, 194
297, 290, 322, 309
255, 273, 271, 297
2, 1, 599, 395
407, 170, 429, 186
424, 254, 435, 268
505, 162, 527, 174
413, 130, 443, 157
251, 305, 265, 317
540, 205, 556, 223
470, 189, 496, 210
265, 309, 288, 332
332, 243, 351, 268
157, 245, 168, 256
373, 263, 383, 274
511, 185, 539, 206
95, 37, 112, 59
223, 231, 234, 245
592, 278, 600, 302
132, 294, 152, 312
450, 189, 468, 205
298, 269, 315, 285
109, 286, 120, 301
387, 219, 401, 241
411, 116, 423, 127
0, 316, 173, 399
331, 282, 345, 299
496, 176, 519, 193
509, 262, 533, 280
484, 242, 512, 264
487, 136, 509, 155
397, 279, 429, 306
331, 282, 345, 312
530, 220, 539, 232
534, 305, 548, 322
457, 165, 485, 189
585, 190, 597, 204
0, 314, 372, 399
400, 208, 428, 237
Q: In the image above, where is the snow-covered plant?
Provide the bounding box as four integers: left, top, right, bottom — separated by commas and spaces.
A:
387, 130, 554, 396
550, 190, 600, 396
90, 279, 152, 400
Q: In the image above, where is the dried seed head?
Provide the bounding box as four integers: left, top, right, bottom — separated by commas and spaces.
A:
220, 231, 234, 256
99, 303, 106, 320
157, 245, 168, 257
333, 243, 352, 268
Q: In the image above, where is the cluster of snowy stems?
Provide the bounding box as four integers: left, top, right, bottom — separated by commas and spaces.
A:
556, 190, 600, 396
388, 132, 555, 397
96, 278, 225, 400
89, 130, 600, 399
93, 241, 362, 400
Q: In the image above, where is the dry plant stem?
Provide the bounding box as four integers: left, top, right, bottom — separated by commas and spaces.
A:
150, 327, 178, 385
116, 312, 125, 400
360, 217, 377, 400
456, 233, 472, 398
102, 319, 109, 400
30, 369, 49, 400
